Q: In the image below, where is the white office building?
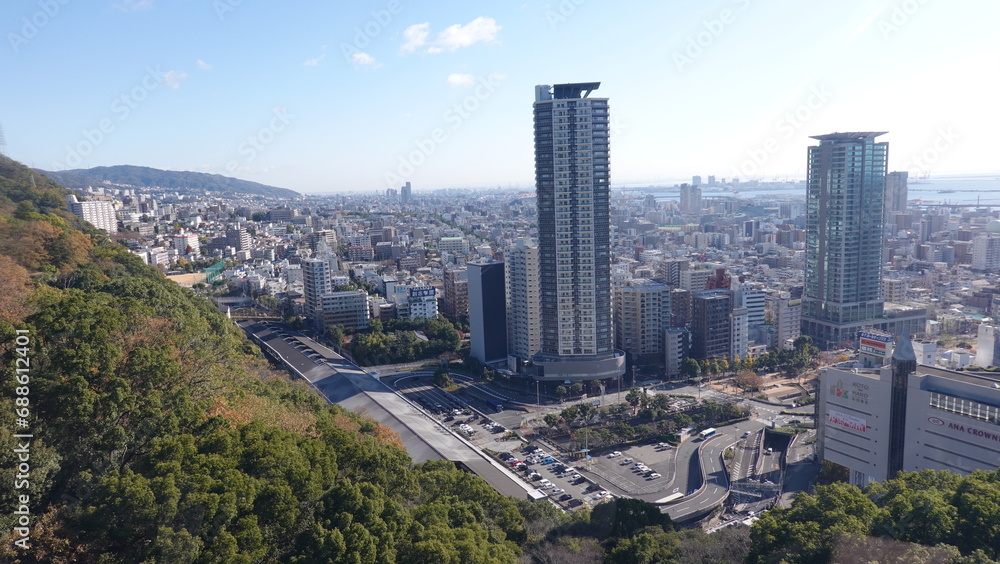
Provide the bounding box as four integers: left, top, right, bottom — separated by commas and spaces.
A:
767, 291, 802, 350
819, 337, 1000, 488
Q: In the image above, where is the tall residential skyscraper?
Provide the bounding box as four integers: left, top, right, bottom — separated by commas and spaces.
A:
883, 171, 909, 230
679, 183, 702, 214
303, 257, 332, 327
400, 182, 412, 205
802, 132, 888, 349
532, 82, 625, 381
506, 237, 541, 371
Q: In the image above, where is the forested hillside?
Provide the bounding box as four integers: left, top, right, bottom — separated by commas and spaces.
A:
0, 155, 525, 563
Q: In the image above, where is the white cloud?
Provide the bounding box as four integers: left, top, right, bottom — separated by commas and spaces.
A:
352, 52, 382, 69
161, 70, 188, 89
401, 17, 501, 55
432, 17, 502, 53
113, 0, 154, 12
401, 22, 430, 53
196, 59, 212, 71
447, 73, 475, 86
303, 54, 327, 67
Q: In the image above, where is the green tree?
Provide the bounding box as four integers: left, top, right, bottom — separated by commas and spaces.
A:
681, 357, 700, 380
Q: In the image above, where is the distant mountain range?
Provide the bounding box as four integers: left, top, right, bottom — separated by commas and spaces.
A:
36, 165, 300, 199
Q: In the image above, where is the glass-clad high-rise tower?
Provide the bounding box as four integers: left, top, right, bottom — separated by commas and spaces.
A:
802, 132, 888, 349
531, 82, 625, 381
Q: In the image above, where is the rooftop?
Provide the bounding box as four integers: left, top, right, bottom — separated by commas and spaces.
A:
810, 131, 888, 142
552, 82, 602, 99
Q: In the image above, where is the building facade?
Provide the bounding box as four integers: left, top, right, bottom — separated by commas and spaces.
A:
506, 238, 541, 371
469, 260, 507, 365
67, 194, 118, 233
802, 132, 888, 349
766, 291, 802, 350
531, 82, 625, 381
613, 278, 671, 365
883, 171, 908, 230
819, 337, 1000, 487
691, 289, 733, 360
442, 268, 469, 319
316, 290, 370, 331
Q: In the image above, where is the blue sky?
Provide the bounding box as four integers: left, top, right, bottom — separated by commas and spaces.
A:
3, 0, 998, 194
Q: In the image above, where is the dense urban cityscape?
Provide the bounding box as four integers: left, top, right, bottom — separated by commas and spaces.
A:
26, 80, 998, 562
4, 2, 1000, 563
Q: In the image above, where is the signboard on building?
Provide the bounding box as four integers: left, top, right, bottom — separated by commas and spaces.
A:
829, 378, 871, 406
858, 330, 894, 367
859, 331, 892, 354
828, 408, 867, 433
409, 287, 436, 298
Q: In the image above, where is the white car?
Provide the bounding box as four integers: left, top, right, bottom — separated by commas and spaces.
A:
607, 451, 622, 458
550, 488, 565, 495
648, 473, 661, 479
620, 457, 633, 465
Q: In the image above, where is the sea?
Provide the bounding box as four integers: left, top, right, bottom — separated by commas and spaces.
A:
640, 173, 1000, 207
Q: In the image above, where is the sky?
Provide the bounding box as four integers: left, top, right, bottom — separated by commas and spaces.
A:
3, 0, 999, 194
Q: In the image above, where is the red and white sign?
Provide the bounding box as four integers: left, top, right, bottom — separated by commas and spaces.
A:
828, 408, 867, 433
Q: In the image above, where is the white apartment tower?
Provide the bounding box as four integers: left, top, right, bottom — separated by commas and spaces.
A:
506, 238, 541, 371
66, 194, 117, 233
303, 258, 332, 325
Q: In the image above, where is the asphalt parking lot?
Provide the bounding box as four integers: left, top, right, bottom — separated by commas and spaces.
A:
582, 442, 679, 496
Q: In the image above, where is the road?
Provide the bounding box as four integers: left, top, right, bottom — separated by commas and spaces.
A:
661, 424, 752, 521
383, 369, 821, 522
